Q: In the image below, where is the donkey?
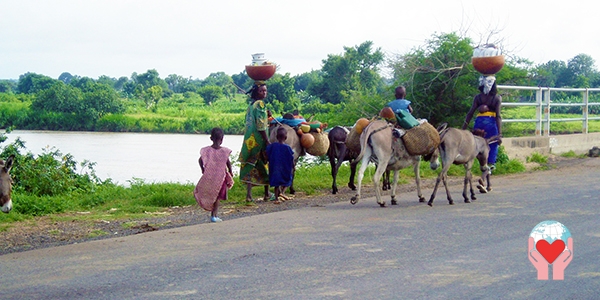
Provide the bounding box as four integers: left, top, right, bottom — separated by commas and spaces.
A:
269, 123, 305, 194
328, 126, 358, 194
0, 155, 15, 213
328, 125, 393, 194
350, 120, 425, 207
426, 127, 491, 206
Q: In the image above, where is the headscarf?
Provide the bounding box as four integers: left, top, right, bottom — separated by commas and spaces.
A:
479, 75, 496, 95
246, 80, 266, 97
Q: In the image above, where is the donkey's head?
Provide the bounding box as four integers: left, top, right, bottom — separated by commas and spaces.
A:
0, 155, 15, 213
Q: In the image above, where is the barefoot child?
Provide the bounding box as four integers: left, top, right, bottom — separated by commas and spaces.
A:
194, 127, 234, 222
266, 126, 294, 204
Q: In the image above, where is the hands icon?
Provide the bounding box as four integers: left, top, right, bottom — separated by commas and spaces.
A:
528, 237, 573, 280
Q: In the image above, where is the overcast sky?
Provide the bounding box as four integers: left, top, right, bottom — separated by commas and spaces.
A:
1, 0, 599, 81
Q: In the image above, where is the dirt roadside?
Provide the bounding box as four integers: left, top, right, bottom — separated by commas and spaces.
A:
0, 156, 587, 255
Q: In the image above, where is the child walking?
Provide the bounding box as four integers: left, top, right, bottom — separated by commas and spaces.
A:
266, 126, 295, 204
194, 127, 234, 222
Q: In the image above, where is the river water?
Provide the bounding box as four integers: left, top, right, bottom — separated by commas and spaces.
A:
3, 130, 245, 185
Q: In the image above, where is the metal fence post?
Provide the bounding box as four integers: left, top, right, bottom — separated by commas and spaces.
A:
583, 89, 589, 134
536, 88, 542, 136
544, 88, 551, 136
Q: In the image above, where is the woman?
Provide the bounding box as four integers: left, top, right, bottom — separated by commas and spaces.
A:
239, 82, 271, 202
462, 75, 502, 170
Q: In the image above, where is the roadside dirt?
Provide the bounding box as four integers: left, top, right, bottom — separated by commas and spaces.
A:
0, 155, 585, 255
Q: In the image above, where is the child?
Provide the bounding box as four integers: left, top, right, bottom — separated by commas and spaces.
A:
266, 126, 295, 204
194, 127, 234, 222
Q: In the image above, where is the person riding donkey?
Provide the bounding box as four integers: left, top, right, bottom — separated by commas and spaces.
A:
382, 86, 420, 138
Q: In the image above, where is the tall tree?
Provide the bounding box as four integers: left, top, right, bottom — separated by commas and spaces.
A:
17, 73, 58, 94
389, 32, 475, 125
309, 41, 385, 104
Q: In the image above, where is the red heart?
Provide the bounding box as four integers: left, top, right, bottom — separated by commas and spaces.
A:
536, 239, 566, 264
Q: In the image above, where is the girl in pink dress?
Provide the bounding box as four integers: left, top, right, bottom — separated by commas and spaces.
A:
194, 128, 234, 222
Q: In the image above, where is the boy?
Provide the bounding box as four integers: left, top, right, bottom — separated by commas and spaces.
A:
266, 126, 295, 204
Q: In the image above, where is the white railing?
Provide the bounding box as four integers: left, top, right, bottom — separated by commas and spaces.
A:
497, 85, 600, 136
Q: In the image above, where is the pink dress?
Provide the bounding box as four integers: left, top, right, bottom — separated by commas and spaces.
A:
194, 146, 234, 211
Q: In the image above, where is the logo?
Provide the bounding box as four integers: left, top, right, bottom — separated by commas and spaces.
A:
528, 220, 573, 280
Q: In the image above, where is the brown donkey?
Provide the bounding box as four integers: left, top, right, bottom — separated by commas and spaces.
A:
0, 155, 15, 213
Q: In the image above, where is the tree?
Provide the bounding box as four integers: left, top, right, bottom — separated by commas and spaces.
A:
294, 71, 320, 92
309, 41, 385, 104
82, 83, 125, 118
197, 85, 223, 105
389, 32, 476, 125
0, 80, 16, 93
32, 82, 84, 115
265, 74, 296, 105
17, 73, 58, 94
566, 54, 597, 88
32, 81, 124, 127
533, 60, 568, 87
97, 75, 117, 88
58, 72, 74, 84
143, 85, 163, 110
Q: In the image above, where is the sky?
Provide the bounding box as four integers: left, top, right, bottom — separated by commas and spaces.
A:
1, 0, 599, 81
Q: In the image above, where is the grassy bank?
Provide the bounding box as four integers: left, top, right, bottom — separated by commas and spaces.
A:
0, 146, 530, 233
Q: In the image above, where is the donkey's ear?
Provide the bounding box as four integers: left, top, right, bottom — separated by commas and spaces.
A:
4, 155, 14, 171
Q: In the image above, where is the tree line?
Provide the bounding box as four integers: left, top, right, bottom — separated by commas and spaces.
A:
1, 32, 599, 133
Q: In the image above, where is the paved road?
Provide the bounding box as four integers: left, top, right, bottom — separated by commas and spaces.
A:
2, 158, 600, 299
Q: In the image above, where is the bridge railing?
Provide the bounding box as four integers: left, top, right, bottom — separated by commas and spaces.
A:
497, 85, 600, 136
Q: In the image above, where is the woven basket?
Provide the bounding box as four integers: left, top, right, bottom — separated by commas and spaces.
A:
345, 127, 362, 155
306, 132, 330, 156
401, 122, 440, 156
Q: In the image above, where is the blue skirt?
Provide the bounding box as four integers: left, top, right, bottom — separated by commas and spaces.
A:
474, 116, 499, 165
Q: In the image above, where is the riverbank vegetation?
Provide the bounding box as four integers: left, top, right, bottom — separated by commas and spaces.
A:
1, 33, 600, 136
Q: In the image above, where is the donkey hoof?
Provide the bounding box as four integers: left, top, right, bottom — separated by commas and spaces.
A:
350, 196, 359, 205
464, 199, 471, 203
427, 200, 433, 207
418, 196, 426, 203
379, 202, 386, 207
477, 184, 487, 194
448, 201, 454, 205
391, 200, 397, 205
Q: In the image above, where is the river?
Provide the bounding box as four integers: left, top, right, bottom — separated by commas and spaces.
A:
3, 130, 245, 185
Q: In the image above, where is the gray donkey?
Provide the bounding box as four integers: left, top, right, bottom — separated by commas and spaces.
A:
350, 120, 425, 207
426, 126, 493, 206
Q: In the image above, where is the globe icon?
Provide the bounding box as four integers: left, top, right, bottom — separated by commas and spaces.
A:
530, 220, 572, 251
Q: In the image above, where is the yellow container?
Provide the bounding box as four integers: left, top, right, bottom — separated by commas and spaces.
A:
300, 124, 311, 133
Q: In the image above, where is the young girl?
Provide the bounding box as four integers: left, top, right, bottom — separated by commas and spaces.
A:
194, 127, 234, 222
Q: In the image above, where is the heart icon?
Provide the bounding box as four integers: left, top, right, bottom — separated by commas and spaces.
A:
536, 239, 565, 264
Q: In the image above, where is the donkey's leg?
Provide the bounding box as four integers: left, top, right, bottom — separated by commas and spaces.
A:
441, 169, 454, 205
427, 172, 444, 206
382, 169, 391, 191
465, 162, 476, 202
372, 159, 389, 207
413, 157, 425, 202
348, 160, 357, 191
390, 169, 400, 205
462, 167, 474, 203
351, 148, 371, 205
329, 149, 339, 194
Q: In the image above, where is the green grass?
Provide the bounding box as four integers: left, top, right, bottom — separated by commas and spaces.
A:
502, 106, 600, 137
0, 152, 527, 227
560, 150, 587, 158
